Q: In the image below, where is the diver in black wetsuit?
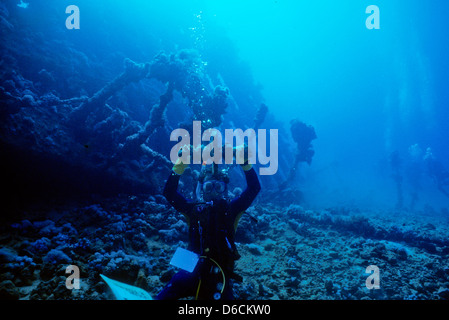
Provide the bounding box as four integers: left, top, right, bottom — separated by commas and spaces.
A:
156, 155, 261, 300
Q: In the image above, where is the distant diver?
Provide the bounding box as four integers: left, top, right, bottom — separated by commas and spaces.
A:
279, 119, 316, 191
389, 150, 404, 209
424, 148, 449, 198
157, 148, 261, 300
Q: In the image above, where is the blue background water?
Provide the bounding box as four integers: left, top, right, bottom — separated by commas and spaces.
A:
2, 0, 448, 211
1, 0, 449, 301
3, 0, 449, 211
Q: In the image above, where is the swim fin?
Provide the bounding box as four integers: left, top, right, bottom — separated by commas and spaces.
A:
100, 274, 153, 300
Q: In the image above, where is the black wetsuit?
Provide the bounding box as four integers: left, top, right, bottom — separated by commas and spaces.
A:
157, 167, 261, 300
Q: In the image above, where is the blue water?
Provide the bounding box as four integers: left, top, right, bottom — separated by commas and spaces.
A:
1, 0, 449, 301
50, 0, 449, 209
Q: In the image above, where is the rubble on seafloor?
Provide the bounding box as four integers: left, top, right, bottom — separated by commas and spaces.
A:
1, 196, 448, 300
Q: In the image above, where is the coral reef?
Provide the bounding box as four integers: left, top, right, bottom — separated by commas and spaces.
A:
1, 196, 448, 300
1, 1, 448, 302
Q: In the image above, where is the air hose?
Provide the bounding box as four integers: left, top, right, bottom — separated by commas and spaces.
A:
195, 256, 226, 300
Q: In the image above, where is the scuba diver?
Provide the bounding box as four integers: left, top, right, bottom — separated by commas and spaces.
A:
389, 150, 404, 210
278, 119, 316, 192
424, 147, 449, 198
157, 147, 261, 300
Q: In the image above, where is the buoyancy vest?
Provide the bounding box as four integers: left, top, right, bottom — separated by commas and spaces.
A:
186, 199, 241, 270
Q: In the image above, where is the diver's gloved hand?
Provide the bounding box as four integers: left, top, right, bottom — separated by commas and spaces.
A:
172, 158, 188, 175
172, 144, 194, 175
234, 143, 253, 171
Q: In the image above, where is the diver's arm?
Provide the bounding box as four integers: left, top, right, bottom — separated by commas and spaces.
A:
163, 172, 186, 208
163, 163, 194, 215
230, 166, 261, 214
